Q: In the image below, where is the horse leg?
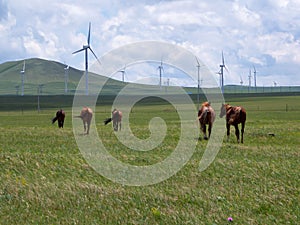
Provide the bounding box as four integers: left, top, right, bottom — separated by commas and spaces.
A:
234, 124, 240, 143
202, 124, 208, 140
208, 123, 212, 138
226, 123, 230, 142
119, 121, 121, 131
113, 120, 117, 131
241, 122, 245, 144
86, 121, 90, 134
83, 121, 86, 133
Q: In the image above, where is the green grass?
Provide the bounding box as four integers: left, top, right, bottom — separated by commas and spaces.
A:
0, 96, 299, 224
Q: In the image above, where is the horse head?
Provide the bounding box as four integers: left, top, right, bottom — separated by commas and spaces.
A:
219, 103, 227, 118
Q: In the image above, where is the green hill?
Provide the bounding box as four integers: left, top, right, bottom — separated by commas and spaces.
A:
1, 58, 300, 96
0, 58, 127, 95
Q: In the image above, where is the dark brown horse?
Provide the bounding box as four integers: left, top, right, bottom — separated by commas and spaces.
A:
104, 109, 122, 131
219, 103, 246, 143
75, 107, 93, 134
198, 102, 215, 140
52, 109, 65, 128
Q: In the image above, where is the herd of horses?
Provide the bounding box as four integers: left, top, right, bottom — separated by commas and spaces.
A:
52, 102, 246, 143
52, 107, 122, 134
198, 101, 246, 143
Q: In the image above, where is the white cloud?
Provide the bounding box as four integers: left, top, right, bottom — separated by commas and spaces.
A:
0, 0, 300, 86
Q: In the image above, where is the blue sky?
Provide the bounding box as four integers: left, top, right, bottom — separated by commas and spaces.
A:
0, 0, 300, 87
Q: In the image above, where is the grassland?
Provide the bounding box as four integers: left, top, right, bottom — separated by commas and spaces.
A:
0, 95, 299, 224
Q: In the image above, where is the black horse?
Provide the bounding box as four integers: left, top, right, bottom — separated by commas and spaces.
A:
52, 109, 65, 128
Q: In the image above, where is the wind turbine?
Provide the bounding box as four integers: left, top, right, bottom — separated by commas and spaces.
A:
253, 65, 257, 88
240, 75, 244, 93
72, 22, 100, 95
119, 65, 126, 82
218, 51, 228, 93
248, 68, 252, 87
64, 64, 69, 94
157, 59, 164, 89
20, 60, 26, 96
195, 56, 201, 109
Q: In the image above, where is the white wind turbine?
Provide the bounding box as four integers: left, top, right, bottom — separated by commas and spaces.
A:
240, 75, 244, 86
119, 65, 126, 82
217, 51, 228, 93
195, 56, 201, 109
73, 22, 100, 95
248, 68, 252, 87
64, 64, 69, 94
157, 59, 164, 89
20, 60, 26, 96
253, 65, 257, 90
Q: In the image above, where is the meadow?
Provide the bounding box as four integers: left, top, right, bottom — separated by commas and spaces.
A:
0, 95, 299, 224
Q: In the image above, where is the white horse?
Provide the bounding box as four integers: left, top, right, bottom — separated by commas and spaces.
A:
75, 107, 93, 134
104, 109, 122, 131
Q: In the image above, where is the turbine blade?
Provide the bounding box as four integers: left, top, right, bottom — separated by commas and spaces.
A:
224, 66, 229, 73
195, 56, 200, 66
222, 51, 225, 65
23, 60, 26, 71
72, 48, 85, 54
87, 22, 91, 45
89, 47, 101, 64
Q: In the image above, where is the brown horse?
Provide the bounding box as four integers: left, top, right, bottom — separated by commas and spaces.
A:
219, 103, 246, 143
75, 107, 93, 134
198, 102, 215, 140
104, 109, 122, 131
52, 109, 65, 128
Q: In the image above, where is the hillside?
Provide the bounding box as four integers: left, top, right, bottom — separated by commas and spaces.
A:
0, 58, 126, 95
1, 58, 300, 96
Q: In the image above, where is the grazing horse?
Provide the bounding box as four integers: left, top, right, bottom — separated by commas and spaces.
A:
75, 107, 93, 134
198, 102, 216, 140
52, 109, 65, 128
104, 109, 122, 131
219, 103, 246, 143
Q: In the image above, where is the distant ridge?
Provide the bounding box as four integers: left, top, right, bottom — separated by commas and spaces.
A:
0, 58, 300, 96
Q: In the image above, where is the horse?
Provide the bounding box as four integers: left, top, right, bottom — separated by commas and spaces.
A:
104, 109, 122, 131
75, 107, 93, 134
198, 101, 216, 140
219, 103, 246, 143
52, 109, 65, 128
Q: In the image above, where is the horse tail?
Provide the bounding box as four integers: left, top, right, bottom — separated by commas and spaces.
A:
104, 117, 112, 125
199, 108, 209, 124
52, 116, 58, 124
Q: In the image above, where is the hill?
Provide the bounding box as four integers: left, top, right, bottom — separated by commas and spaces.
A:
1, 58, 300, 96
0, 58, 126, 95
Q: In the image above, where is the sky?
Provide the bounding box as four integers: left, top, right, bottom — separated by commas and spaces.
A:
0, 0, 300, 87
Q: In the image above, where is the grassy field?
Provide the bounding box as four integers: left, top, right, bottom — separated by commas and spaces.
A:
0, 95, 299, 224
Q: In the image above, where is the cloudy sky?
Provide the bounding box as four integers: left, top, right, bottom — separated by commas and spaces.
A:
0, 0, 300, 87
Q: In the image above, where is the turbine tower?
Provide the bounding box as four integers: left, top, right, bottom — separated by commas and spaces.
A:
218, 51, 227, 93
240, 75, 243, 86
20, 60, 26, 96
157, 59, 164, 89
72, 22, 100, 95
64, 64, 69, 94
253, 65, 257, 88
119, 65, 126, 82
195, 56, 201, 109
248, 68, 252, 93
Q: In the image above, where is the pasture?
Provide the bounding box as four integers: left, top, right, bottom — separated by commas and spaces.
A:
0, 95, 299, 224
